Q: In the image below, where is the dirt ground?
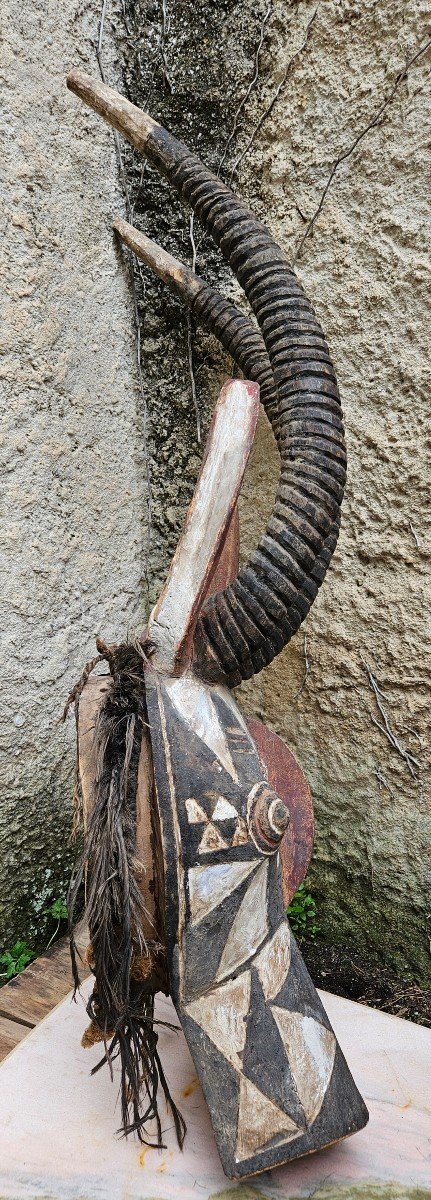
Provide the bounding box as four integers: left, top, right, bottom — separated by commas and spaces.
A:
302, 938, 431, 1028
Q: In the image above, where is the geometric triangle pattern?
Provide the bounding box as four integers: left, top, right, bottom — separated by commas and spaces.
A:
230, 816, 249, 846
198, 821, 229, 854
271, 1008, 336, 1125
165, 675, 238, 781
235, 1075, 303, 1162
241, 967, 306, 1129
186, 971, 251, 1072
146, 670, 369, 1179
255, 922, 291, 1002
215, 860, 268, 982
185, 793, 251, 853
213, 796, 238, 820
185, 797, 209, 824
188, 859, 259, 925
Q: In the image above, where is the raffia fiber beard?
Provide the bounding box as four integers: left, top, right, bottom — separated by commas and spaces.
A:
67, 640, 186, 1148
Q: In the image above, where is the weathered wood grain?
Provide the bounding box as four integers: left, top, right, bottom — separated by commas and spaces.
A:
0, 1015, 28, 1057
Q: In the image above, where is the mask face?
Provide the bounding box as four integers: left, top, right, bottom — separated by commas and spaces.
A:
145, 669, 368, 1180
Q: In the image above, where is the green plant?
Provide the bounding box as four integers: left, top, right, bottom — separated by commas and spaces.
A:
0, 897, 69, 987
43, 898, 68, 950
287, 883, 319, 940
0, 940, 35, 980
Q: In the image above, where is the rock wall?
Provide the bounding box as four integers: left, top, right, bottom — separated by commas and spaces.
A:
235, 0, 431, 980
1, 0, 430, 980
0, 0, 146, 943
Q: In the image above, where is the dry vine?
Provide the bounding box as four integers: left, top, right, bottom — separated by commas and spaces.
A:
363, 661, 420, 778
409, 521, 422, 550
228, 2, 320, 182
294, 34, 431, 260
218, 1, 273, 181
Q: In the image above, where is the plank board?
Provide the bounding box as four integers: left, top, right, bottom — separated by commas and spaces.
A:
0, 925, 88, 1063
0, 1015, 29, 1057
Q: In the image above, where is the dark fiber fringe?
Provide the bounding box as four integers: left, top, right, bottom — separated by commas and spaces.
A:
67, 639, 186, 1149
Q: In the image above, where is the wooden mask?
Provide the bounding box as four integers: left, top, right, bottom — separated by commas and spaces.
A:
65, 72, 368, 1181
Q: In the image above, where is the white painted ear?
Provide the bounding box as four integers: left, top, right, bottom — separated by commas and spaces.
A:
147, 378, 260, 672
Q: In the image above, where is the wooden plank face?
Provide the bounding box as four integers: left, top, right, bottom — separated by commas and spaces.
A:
145, 667, 368, 1180
0, 1016, 28, 1059
0, 925, 89, 1060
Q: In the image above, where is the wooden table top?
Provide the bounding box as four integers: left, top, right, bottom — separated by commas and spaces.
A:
0, 925, 88, 1064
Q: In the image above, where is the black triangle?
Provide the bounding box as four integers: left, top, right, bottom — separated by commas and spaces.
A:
242, 967, 306, 1129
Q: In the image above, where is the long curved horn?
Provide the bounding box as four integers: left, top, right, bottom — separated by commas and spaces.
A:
114, 217, 341, 683
68, 71, 346, 687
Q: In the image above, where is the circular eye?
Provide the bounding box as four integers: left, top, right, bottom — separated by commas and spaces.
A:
247, 782, 290, 854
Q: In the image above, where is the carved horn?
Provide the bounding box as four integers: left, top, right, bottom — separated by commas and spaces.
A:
68, 71, 346, 687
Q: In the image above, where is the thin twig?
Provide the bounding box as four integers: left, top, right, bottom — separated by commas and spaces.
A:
217, 2, 273, 179
364, 661, 420, 778
97, 0, 109, 58
373, 767, 395, 798
160, 0, 173, 94
228, 2, 320, 182
186, 213, 201, 443
294, 633, 311, 699
95, 0, 152, 609
294, 35, 431, 261
402, 726, 424, 746
409, 521, 421, 549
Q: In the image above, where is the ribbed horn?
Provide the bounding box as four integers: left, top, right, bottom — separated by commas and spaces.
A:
68, 71, 346, 686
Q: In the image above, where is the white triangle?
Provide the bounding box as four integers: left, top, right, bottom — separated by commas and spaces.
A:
185, 797, 209, 824
255, 922, 291, 1001
231, 816, 249, 847
198, 822, 229, 854
271, 1008, 336, 1125
213, 796, 238, 821
235, 1075, 302, 1162
215, 860, 269, 982
188, 859, 259, 925
186, 971, 251, 1071
165, 676, 238, 780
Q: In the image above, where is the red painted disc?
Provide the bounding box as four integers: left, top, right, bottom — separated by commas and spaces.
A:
246, 716, 314, 907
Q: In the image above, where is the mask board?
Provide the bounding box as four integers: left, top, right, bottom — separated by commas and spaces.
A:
145, 668, 368, 1179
